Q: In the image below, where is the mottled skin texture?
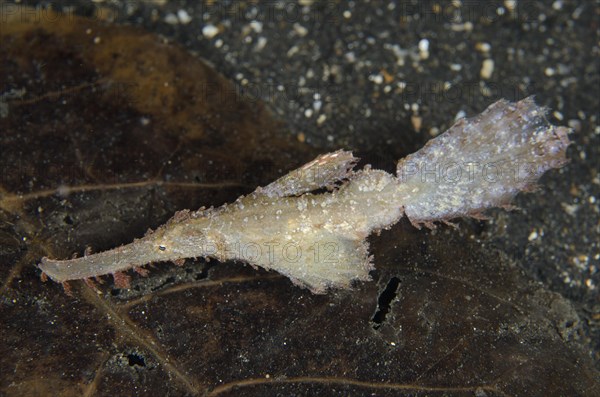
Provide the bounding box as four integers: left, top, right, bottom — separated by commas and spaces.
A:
39, 98, 571, 293
396, 98, 570, 223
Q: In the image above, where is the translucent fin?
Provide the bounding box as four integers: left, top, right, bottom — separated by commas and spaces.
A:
257, 233, 373, 294
257, 150, 358, 198
395, 97, 571, 223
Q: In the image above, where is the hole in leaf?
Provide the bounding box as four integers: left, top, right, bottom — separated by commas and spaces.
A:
127, 353, 146, 367
372, 277, 400, 329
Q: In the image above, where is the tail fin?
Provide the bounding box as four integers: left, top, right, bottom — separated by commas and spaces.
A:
395, 97, 571, 224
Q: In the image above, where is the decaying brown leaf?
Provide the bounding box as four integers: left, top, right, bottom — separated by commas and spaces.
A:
0, 9, 598, 397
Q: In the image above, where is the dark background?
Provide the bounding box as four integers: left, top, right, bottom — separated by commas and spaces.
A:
67, 0, 600, 351
1, 1, 598, 396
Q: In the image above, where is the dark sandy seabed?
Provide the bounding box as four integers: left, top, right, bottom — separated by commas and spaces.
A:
0, 1, 598, 396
